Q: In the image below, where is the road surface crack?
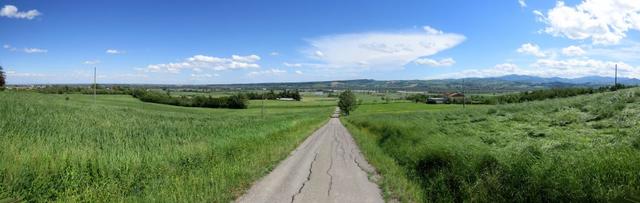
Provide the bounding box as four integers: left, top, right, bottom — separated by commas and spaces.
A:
327, 134, 337, 196
291, 152, 319, 203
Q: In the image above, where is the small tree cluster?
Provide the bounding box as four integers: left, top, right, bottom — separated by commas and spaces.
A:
245, 90, 302, 101
338, 90, 357, 116
406, 94, 428, 103
37, 85, 133, 94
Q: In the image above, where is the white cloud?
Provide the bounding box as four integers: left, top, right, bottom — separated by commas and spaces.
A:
429, 59, 640, 79
283, 62, 303, 68
106, 49, 124, 54
295, 70, 303, 75
190, 73, 219, 78
247, 68, 287, 77
23, 48, 47, 54
537, 0, 640, 45
517, 43, 546, 57
231, 54, 260, 63
531, 58, 638, 78
0, 5, 41, 20
414, 58, 456, 67
427, 63, 525, 79
270, 52, 279, 56
6, 71, 47, 77
2, 44, 16, 51
561, 45, 586, 56
305, 26, 465, 70
518, 0, 527, 8
586, 41, 640, 61
145, 54, 261, 73
84, 60, 101, 65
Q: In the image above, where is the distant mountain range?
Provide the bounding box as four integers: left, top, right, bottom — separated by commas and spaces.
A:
489, 75, 640, 85
17, 75, 639, 93
187, 75, 639, 93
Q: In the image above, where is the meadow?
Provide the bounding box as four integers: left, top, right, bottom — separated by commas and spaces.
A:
0, 92, 334, 202
343, 88, 640, 202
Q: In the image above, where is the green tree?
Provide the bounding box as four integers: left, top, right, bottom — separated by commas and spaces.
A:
0, 66, 5, 91
338, 90, 357, 115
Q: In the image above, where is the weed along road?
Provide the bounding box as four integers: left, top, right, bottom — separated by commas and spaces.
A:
237, 109, 383, 203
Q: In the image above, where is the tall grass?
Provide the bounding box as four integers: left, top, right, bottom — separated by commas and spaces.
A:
344, 88, 640, 202
0, 92, 333, 202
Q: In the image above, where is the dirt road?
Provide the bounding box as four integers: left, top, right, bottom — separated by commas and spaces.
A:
237, 112, 383, 203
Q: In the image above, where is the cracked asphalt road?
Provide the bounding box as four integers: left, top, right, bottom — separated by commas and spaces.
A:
236, 115, 384, 203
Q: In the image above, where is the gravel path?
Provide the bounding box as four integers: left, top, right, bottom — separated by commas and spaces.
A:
237, 111, 383, 203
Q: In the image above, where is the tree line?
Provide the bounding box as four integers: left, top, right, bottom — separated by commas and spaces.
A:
30, 86, 310, 109
473, 85, 634, 104
36, 85, 133, 94
244, 90, 302, 101
131, 89, 248, 109
403, 85, 635, 105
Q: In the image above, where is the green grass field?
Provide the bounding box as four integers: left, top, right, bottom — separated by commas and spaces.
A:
0, 92, 334, 202
343, 88, 640, 202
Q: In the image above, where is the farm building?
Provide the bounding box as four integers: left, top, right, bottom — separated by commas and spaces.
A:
445, 92, 465, 103
426, 92, 465, 104
426, 97, 447, 104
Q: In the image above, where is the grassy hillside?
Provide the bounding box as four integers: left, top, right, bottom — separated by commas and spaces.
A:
0, 92, 334, 202
343, 88, 640, 202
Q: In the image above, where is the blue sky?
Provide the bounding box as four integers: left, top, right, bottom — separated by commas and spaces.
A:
1, 0, 639, 84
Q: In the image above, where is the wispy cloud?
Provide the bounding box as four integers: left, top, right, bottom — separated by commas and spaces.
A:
414, 58, 456, 67
247, 68, 287, 77
106, 49, 124, 54
3, 44, 47, 54
305, 26, 465, 70
23, 48, 48, 54
518, 0, 526, 8
84, 60, 101, 65
283, 62, 303, 68
0, 5, 41, 20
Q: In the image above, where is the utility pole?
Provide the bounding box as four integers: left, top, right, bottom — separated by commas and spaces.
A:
614, 64, 618, 88
462, 78, 466, 109
94, 67, 97, 105
261, 89, 266, 119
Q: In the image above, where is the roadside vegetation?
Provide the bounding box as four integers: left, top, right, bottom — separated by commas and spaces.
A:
472, 85, 635, 104
344, 88, 640, 202
0, 92, 334, 202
